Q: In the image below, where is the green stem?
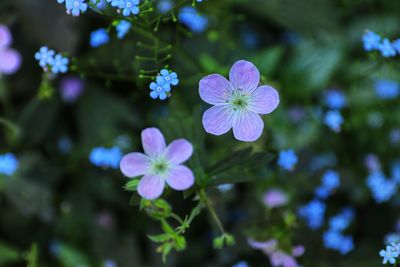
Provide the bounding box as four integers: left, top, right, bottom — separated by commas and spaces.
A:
199, 189, 225, 235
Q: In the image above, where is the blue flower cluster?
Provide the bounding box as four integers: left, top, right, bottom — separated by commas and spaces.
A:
324, 110, 343, 133
149, 69, 179, 100
362, 30, 400, 58
178, 7, 208, 33
380, 243, 400, 264
35, 46, 69, 74
89, 146, 122, 169
323, 208, 354, 255
374, 79, 399, 100
0, 153, 19, 176
57, 0, 141, 17
277, 149, 298, 171
298, 199, 326, 229
366, 171, 397, 203
322, 88, 346, 133
314, 170, 340, 199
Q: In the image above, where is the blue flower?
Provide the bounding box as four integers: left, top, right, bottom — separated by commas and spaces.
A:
329, 214, 351, 232
157, 0, 173, 13
323, 231, 343, 250
392, 160, 400, 184
66, 0, 88, 17
0, 153, 18, 176
298, 199, 326, 229
362, 30, 381, 51
392, 39, 400, 54
321, 170, 340, 190
35, 46, 55, 68
324, 89, 346, 110
379, 38, 396, 58
232, 261, 249, 267
380, 245, 399, 264
339, 236, 354, 255
178, 6, 208, 33
49, 54, 69, 74
324, 110, 343, 133
149, 77, 171, 100
374, 79, 399, 100
277, 149, 298, 171
90, 0, 107, 9
366, 171, 397, 203
90, 28, 110, 48
116, 21, 132, 39
159, 69, 179, 86
314, 186, 330, 199
120, 0, 140, 16
89, 146, 122, 169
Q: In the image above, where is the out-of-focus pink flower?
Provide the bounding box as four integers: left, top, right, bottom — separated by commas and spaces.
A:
0, 24, 21, 75
60, 76, 85, 103
270, 251, 298, 267
262, 188, 288, 208
248, 238, 277, 254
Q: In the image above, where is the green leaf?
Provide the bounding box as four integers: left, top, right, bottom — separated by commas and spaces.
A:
145, 199, 172, 220
0, 241, 20, 265
26, 244, 38, 267
148, 234, 171, 243
174, 236, 186, 251
251, 46, 284, 76
161, 220, 175, 235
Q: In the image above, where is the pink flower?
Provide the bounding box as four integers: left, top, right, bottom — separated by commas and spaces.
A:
0, 24, 21, 75
199, 60, 279, 142
262, 189, 288, 208
248, 238, 278, 254
120, 128, 195, 200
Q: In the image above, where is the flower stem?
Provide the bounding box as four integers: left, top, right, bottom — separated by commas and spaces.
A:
199, 189, 225, 235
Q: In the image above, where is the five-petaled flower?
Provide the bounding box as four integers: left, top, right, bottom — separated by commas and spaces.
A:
380, 245, 399, 264
120, 127, 195, 200
49, 54, 69, 74
199, 60, 279, 142
35, 46, 55, 68
149, 77, 171, 100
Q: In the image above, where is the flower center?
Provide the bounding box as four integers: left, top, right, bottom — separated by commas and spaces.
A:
156, 86, 162, 92
127, 2, 132, 7
74, 1, 79, 7
230, 90, 249, 111
165, 76, 170, 81
150, 157, 170, 176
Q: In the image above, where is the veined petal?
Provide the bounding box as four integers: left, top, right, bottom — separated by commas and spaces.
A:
202, 104, 234, 136
137, 175, 165, 200
120, 152, 150, 177
229, 60, 260, 93
199, 74, 233, 105
166, 165, 194, 190
248, 85, 280, 114
232, 110, 264, 142
166, 139, 193, 164
141, 127, 166, 157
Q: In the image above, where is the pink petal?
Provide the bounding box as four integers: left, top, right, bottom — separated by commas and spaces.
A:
199, 74, 233, 105
141, 127, 166, 157
232, 111, 264, 142
249, 86, 280, 114
120, 152, 150, 177
229, 60, 260, 93
166, 139, 193, 164
166, 165, 194, 190
0, 25, 12, 48
202, 104, 234, 136
137, 175, 165, 200
0, 49, 21, 74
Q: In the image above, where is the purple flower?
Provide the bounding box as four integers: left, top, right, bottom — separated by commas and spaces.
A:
248, 238, 278, 255
0, 25, 12, 49
59, 76, 84, 103
262, 189, 288, 208
120, 127, 194, 200
199, 60, 280, 142
0, 48, 21, 75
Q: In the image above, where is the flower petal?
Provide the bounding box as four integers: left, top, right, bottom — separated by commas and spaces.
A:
120, 152, 150, 177
233, 111, 264, 142
199, 74, 233, 105
166, 139, 193, 164
0, 49, 21, 74
137, 175, 165, 200
202, 104, 234, 136
229, 60, 260, 93
166, 165, 194, 190
141, 127, 166, 157
248, 85, 280, 114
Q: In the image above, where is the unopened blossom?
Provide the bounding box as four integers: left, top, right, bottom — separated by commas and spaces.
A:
199, 60, 279, 142
120, 127, 195, 199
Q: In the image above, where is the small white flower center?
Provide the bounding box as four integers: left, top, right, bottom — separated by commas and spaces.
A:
165, 76, 170, 81
127, 2, 132, 7
156, 86, 162, 92
150, 156, 170, 176
229, 89, 250, 111
74, 1, 79, 7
